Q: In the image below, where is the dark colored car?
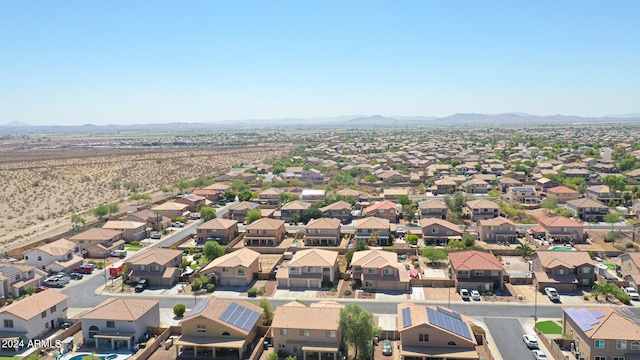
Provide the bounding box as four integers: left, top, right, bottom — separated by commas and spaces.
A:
69, 272, 84, 280
382, 340, 392, 356
134, 279, 149, 293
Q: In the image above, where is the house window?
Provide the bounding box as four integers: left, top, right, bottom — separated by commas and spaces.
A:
616, 340, 627, 350
15, 274, 20, 281
25, 256, 28, 260
45, 322, 49, 329
306, 267, 315, 273
326, 330, 336, 338
38, 256, 42, 261
631, 341, 640, 350
354, 266, 362, 272
300, 330, 310, 337
138, 265, 146, 271
367, 268, 377, 274
384, 268, 393, 276
458, 270, 469, 277
613, 357, 626, 360
222, 267, 229, 273
594, 339, 605, 349
151, 265, 160, 272
431, 228, 437, 233
418, 334, 429, 342
581, 267, 592, 274
557, 269, 565, 275
50, 305, 56, 313
595, 357, 606, 360
237, 268, 245, 276
4, 319, 13, 328
197, 324, 206, 333
447, 341, 456, 346
475, 270, 484, 276
106, 321, 115, 328
41, 311, 47, 319
280, 329, 287, 336
222, 332, 230, 336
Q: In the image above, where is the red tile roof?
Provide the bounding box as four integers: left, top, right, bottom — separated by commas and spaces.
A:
448, 250, 504, 271
539, 216, 583, 228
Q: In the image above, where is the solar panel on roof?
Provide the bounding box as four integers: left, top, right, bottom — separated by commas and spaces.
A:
187, 299, 210, 318
220, 302, 240, 323
0, 266, 21, 276
591, 309, 605, 319
220, 302, 261, 332
427, 307, 472, 340
436, 306, 462, 320
401, 308, 412, 328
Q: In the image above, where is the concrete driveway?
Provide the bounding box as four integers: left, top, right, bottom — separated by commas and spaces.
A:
376, 292, 409, 301
410, 286, 425, 301
272, 289, 318, 299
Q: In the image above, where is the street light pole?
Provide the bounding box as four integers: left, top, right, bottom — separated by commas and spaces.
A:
534, 284, 538, 322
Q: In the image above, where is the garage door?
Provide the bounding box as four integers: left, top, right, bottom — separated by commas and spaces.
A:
309, 279, 320, 288
228, 278, 246, 286
290, 279, 308, 288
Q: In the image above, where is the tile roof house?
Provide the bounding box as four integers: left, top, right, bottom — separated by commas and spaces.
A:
532, 216, 584, 242
125, 209, 171, 231
279, 200, 312, 222
258, 188, 284, 206
244, 218, 286, 246
0, 264, 47, 299
151, 201, 189, 218
383, 188, 409, 201
78, 298, 160, 351
277, 249, 338, 288
449, 250, 504, 291
419, 218, 463, 246
124, 248, 183, 287
620, 252, 640, 291
301, 189, 326, 202
587, 184, 622, 202
0, 290, 68, 341
204, 183, 231, 192
362, 200, 399, 223
354, 217, 391, 246
351, 250, 410, 292
535, 177, 561, 192
196, 218, 239, 244
396, 303, 478, 360
461, 178, 489, 194
23, 238, 83, 273
418, 199, 448, 220
199, 248, 260, 287
176, 296, 264, 359
300, 169, 325, 182
67, 228, 125, 258
304, 218, 342, 246
319, 200, 352, 224
565, 198, 610, 222
175, 193, 208, 212
476, 217, 517, 243
505, 186, 540, 205
498, 177, 523, 193
191, 188, 222, 202
546, 186, 579, 204
531, 250, 595, 292
562, 307, 640, 360
271, 301, 343, 360
102, 221, 147, 242
434, 179, 457, 194
227, 201, 260, 223
463, 199, 501, 221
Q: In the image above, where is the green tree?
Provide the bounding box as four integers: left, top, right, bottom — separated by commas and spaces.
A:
71, 214, 86, 231
161, 186, 174, 195
204, 241, 225, 260
25, 285, 37, 295
397, 194, 411, 206
231, 179, 249, 192
279, 192, 299, 205
191, 275, 209, 291
238, 190, 253, 202
516, 243, 534, 258
540, 195, 558, 215
602, 175, 627, 202
223, 190, 237, 202
173, 303, 186, 317
107, 203, 120, 216
301, 207, 323, 223
345, 238, 369, 264
200, 206, 217, 223
176, 179, 190, 192
364, 174, 378, 183
422, 246, 448, 263
591, 282, 618, 302
462, 233, 475, 247
245, 209, 262, 224
603, 212, 621, 232
406, 234, 419, 246
402, 204, 416, 223
258, 297, 274, 325
339, 303, 380, 360
267, 353, 278, 360
93, 204, 109, 219
444, 192, 466, 213
129, 193, 151, 205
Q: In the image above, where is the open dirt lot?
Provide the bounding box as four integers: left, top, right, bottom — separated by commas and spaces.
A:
0, 139, 289, 253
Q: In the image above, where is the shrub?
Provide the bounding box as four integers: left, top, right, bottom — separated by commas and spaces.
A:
247, 288, 258, 297
162, 229, 169, 235
344, 290, 352, 296
626, 242, 635, 249
130, 241, 140, 246
193, 253, 202, 261
605, 231, 620, 242
173, 304, 186, 317
206, 284, 215, 293
583, 295, 589, 300
267, 353, 278, 360
257, 286, 266, 296
406, 234, 419, 246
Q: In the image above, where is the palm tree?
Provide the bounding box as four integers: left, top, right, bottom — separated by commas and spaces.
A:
516, 243, 534, 259
591, 282, 617, 302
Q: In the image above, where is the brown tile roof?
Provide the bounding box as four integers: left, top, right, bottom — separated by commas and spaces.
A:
448, 250, 503, 271
151, 201, 189, 211
466, 199, 500, 209
564, 307, 640, 340
435, 179, 457, 186
418, 218, 462, 234
622, 252, 640, 268
35, 238, 77, 256
539, 216, 583, 228
79, 297, 159, 321
103, 221, 146, 230
355, 217, 390, 230
68, 228, 122, 241
126, 248, 183, 266
396, 303, 477, 345
337, 189, 361, 197
230, 201, 260, 211
383, 188, 409, 196
200, 248, 259, 271
204, 183, 231, 191
351, 250, 397, 269
0, 290, 68, 320
419, 199, 447, 209
477, 216, 515, 226
198, 218, 238, 230
547, 186, 578, 195
363, 200, 398, 214
534, 251, 593, 269
566, 198, 609, 208
246, 218, 285, 230
289, 249, 338, 267
181, 296, 263, 335
280, 200, 312, 211
320, 200, 352, 212
306, 218, 341, 230
259, 188, 283, 196
271, 301, 343, 330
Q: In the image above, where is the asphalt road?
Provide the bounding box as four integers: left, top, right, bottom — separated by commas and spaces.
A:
484, 318, 528, 360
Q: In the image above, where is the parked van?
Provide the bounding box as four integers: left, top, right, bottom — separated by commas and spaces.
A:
110, 249, 127, 257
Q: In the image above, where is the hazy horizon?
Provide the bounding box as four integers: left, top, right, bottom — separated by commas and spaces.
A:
1, 1, 639, 126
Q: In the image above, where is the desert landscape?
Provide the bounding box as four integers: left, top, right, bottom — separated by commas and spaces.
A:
0, 133, 291, 253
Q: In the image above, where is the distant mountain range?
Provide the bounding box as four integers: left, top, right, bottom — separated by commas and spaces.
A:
1, 113, 639, 133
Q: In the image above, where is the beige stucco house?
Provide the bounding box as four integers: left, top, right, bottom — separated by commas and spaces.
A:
199, 248, 260, 286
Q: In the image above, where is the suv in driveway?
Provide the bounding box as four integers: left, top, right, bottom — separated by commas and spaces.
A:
135, 279, 149, 293
623, 287, 640, 300
522, 334, 539, 349
460, 289, 470, 300
544, 287, 560, 301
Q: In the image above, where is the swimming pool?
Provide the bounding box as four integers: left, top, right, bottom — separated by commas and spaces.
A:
551, 246, 573, 251
64, 354, 123, 360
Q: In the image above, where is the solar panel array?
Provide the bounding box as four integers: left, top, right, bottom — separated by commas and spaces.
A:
618, 309, 640, 327
427, 307, 472, 340
436, 306, 462, 320
566, 308, 603, 332
0, 266, 21, 276
187, 299, 210, 318
401, 307, 412, 328
220, 302, 261, 332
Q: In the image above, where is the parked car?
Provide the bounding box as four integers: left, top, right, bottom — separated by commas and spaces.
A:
36, 285, 49, 293
44, 278, 67, 288
470, 290, 481, 301
110, 249, 127, 257
134, 279, 149, 293
74, 265, 94, 274
69, 272, 84, 280
172, 221, 184, 228
532, 349, 548, 360
544, 287, 560, 301
522, 334, 539, 349
53, 273, 71, 282
59, 321, 72, 330
181, 268, 195, 277
622, 286, 640, 300
188, 213, 200, 220
150, 233, 162, 239
460, 289, 470, 300
381, 340, 392, 356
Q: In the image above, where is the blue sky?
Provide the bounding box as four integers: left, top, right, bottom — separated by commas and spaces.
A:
1, 1, 639, 125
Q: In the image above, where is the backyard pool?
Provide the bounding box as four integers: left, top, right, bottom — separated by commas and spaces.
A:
551, 246, 574, 251
63, 353, 129, 360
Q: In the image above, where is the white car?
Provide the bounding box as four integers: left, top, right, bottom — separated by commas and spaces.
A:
470, 290, 481, 301
460, 289, 470, 300
522, 334, 538, 349
622, 287, 640, 300
544, 287, 560, 301
171, 221, 184, 228
532, 349, 548, 360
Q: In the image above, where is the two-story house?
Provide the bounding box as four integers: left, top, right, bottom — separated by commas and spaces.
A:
151, 201, 189, 218
227, 201, 260, 223
68, 228, 125, 258
271, 300, 343, 360
463, 199, 501, 221
546, 186, 580, 204
449, 250, 504, 292
434, 179, 457, 194
258, 188, 284, 206
125, 209, 171, 231
419, 218, 463, 246
565, 198, 610, 222
397, 303, 478, 360
461, 178, 489, 194
102, 221, 147, 242
191, 188, 221, 203
587, 184, 621, 203
280, 200, 312, 222
531, 251, 595, 292
505, 186, 540, 205
351, 250, 410, 291
354, 217, 391, 246
476, 217, 517, 243
362, 200, 398, 223
199, 248, 260, 286
536, 177, 561, 192
23, 238, 83, 273
0, 290, 68, 343
563, 307, 640, 360
175, 193, 208, 212
620, 252, 640, 291
197, 218, 239, 244
176, 296, 264, 359
300, 169, 325, 182
0, 265, 46, 299
383, 188, 409, 202
418, 199, 448, 220
498, 177, 523, 193
319, 201, 353, 224
124, 248, 183, 287
277, 249, 338, 288
301, 189, 326, 202
244, 218, 286, 246
79, 298, 160, 350
531, 216, 584, 243
304, 218, 342, 246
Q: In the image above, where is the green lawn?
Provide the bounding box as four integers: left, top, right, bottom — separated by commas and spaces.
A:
0, 356, 21, 360
535, 320, 563, 334
124, 244, 143, 251
604, 263, 616, 271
